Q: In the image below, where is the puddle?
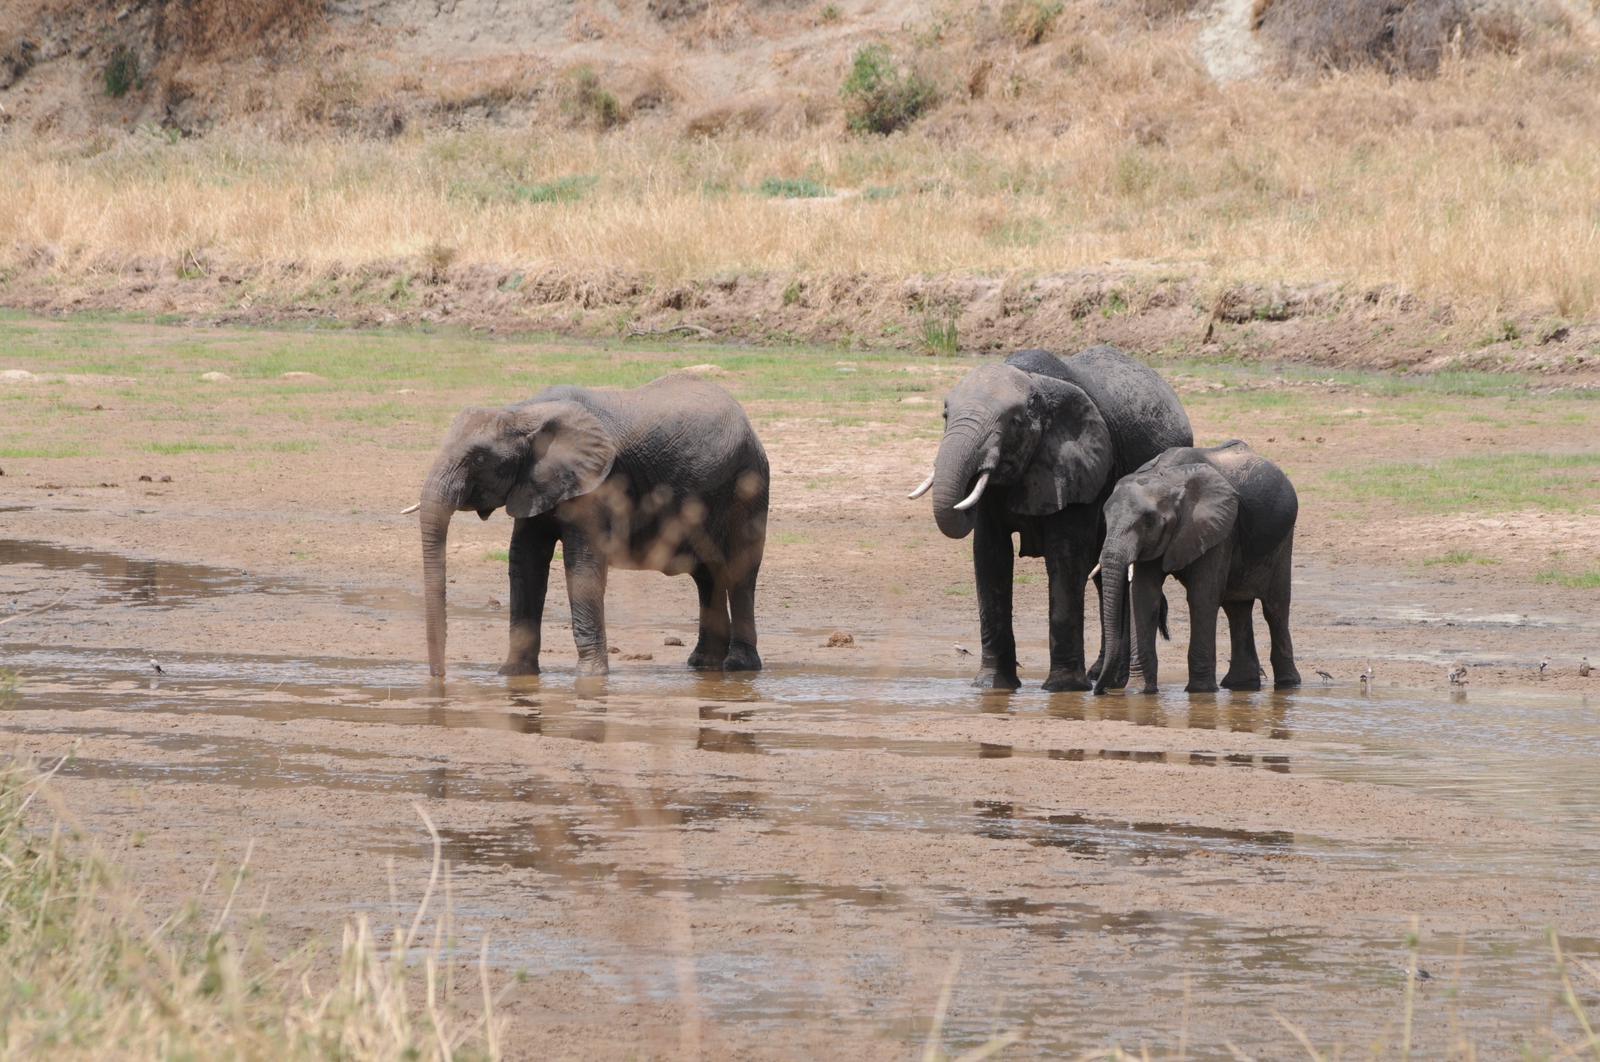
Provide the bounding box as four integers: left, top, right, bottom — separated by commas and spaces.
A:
6, 531, 1600, 1054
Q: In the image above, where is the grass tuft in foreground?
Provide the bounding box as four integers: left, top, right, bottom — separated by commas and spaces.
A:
0, 755, 500, 1060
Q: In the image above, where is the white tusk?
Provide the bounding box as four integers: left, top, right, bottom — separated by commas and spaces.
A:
1129, 567, 1135, 583
1088, 564, 1101, 581
953, 471, 990, 511
906, 472, 935, 500
399, 502, 420, 515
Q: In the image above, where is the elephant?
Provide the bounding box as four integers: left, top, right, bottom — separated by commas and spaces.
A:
909, 345, 1193, 691
1092, 440, 1301, 695
414, 375, 769, 679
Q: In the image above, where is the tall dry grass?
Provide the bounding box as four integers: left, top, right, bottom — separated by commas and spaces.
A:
1, 28, 1597, 319
0, 754, 501, 1060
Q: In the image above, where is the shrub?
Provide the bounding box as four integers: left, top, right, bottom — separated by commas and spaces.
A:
841, 45, 938, 135
919, 309, 960, 355
104, 46, 139, 98
1001, 0, 1064, 47
566, 66, 623, 130
1255, 0, 1526, 78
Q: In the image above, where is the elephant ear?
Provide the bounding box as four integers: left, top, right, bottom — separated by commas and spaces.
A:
1165, 464, 1239, 572
504, 400, 617, 518
1011, 375, 1114, 515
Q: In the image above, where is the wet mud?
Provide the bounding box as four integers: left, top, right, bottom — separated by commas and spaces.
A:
4, 504, 1600, 1055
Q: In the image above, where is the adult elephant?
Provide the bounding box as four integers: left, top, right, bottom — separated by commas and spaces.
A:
909, 346, 1192, 691
412, 375, 768, 679
1092, 441, 1301, 694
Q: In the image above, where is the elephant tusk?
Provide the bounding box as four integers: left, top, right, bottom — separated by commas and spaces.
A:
906, 472, 935, 500
1088, 564, 1100, 581
953, 471, 990, 511
399, 502, 421, 515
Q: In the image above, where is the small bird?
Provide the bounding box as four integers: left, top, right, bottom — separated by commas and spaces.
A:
1360, 665, 1374, 689
954, 643, 973, 658
1581, 657, 1592, 677
1538, 657, 1550, 679
149, 658, 165, 675
1447, 664, 1468, 686
1315, 669, 1334, 685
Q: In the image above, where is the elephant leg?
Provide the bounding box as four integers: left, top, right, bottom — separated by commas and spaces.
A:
1129, 564, 1165, 694
688, 565, 731, 670
1263, 547, 1301, 689
562, 532, 609, 677
1043, 550, 1090, 692
1219, 600, 1262, 690
972, 513, 1021, 691
501, 518, 557, 676
723, 559, 762, 672
1184, 583, 1221, 694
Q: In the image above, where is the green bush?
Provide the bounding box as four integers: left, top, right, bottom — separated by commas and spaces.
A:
841, 45, 938, 135
567, 67, 623, 130
104, 46, 139, 98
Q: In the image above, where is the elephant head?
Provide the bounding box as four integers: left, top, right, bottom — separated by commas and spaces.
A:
909, 364, 1114, 538
417, 400, 616, 677
1093, 461, 1238, 693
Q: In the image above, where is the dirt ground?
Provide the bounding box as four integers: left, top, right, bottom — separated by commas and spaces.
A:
2, 316, 1599, 1056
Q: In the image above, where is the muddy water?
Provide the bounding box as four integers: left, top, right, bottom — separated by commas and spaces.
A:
4, 535, 1600, 1054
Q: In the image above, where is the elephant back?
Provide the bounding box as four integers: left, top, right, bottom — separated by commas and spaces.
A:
1009, 345, 1193, 487
1158, 441, 1297, 558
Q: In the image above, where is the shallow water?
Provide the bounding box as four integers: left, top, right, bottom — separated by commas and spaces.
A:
4, 534, 1599, 1053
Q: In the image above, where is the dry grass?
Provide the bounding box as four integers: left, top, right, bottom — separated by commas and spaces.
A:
0, 754, 501, 1059
0, 7, 1598, 320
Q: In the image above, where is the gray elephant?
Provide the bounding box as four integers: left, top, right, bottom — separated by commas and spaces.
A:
1092, 440, 1301, 695
909, 346, 1193, 691
415, 375, 768, 679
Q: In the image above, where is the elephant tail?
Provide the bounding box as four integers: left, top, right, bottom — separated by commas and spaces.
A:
1157, 590, 1170, 641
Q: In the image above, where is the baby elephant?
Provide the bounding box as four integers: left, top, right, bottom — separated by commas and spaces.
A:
1092, 441, 1300, 694
414, 375, 768, 679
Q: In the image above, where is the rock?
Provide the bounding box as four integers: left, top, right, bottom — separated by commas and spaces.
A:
622, 652, 654, 661
486, 597, 501, 608
825, 631, 855, 648
900, 396, 933, 405
158, 475, 173, 483
663, 635, 685, 646
280, 371, 323, 381
395, 388, 417, 395
138, 474, 153, 482
200, 371, 231, 382
680, 363, 730, 377
608, 645, 621, 654
0, 369, 37, 382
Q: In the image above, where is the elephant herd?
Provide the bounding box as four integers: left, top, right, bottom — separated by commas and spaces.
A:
414, 345, 1301, 695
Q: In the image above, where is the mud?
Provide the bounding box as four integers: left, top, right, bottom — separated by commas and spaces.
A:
3, 318, 1600, 1055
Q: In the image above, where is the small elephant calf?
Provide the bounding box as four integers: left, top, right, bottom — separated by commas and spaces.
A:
1092, 441, 1300, 694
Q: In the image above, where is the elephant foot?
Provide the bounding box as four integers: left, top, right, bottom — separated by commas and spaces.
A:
1274, 670, 1302, 690
575, 655, 610, 679
1185, 678, 1219, 693
686, 646, 728, 671
972, 668, 1022, 692
1219, 672, 1261, 691
722, 642, 762, 672
1139, 682, 1159, 695
498, 657, 541, 677
1042, 669, 1091, 693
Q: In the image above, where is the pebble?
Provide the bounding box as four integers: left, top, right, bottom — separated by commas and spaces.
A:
663, 636, 685, 646
825, 631, 855, 648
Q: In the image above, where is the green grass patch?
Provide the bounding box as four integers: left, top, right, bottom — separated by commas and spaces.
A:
1423, 549, 1499, 567
1535, 567, 1600, 589
1327, 452, 1600, 514
485, 549, 510, 563
143, 441, 237, 455
758, 177, 831, 199
0, 443, 89, 459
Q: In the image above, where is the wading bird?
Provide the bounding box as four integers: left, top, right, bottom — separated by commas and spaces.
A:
1581, 657, 1592, 677
149, 658, 164, 675
1360, 665, 1374, 690
954, 644, 973, 658
1315, 669, 1334, 685
1539, 657, 1550, 679
1447, 664, 1468, 686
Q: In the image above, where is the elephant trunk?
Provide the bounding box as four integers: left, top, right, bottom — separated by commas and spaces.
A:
420, 467, 466, 678
1093, 553, 1130, 695
931, 420, 997, 539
